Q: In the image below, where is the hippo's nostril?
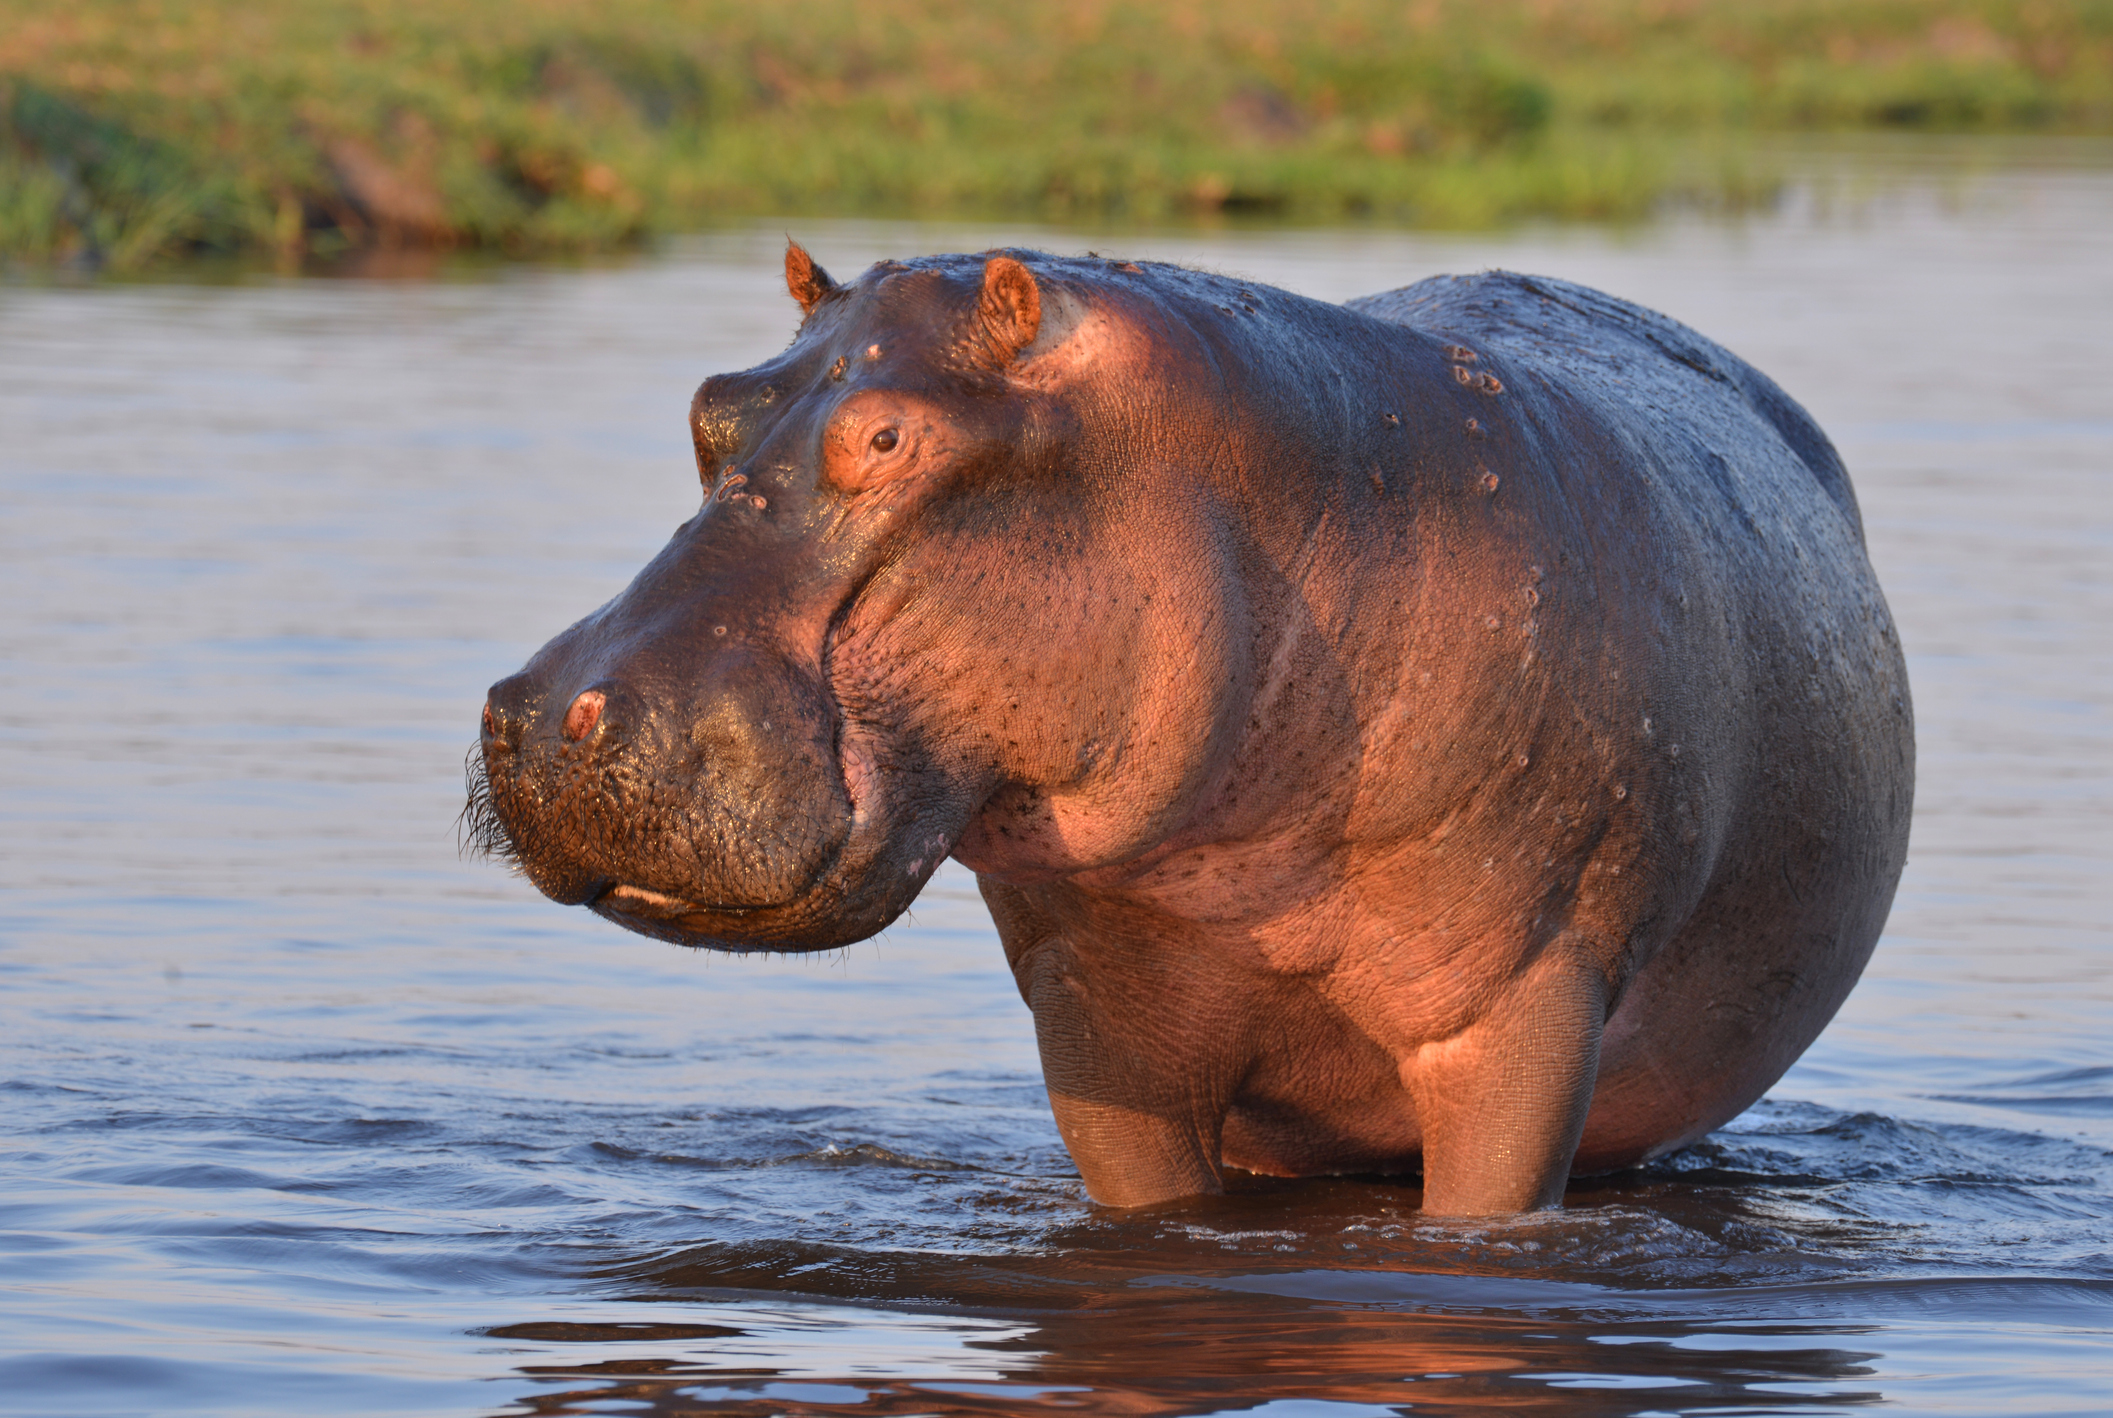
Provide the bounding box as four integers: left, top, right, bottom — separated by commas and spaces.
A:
563, 689, 606, 743
484, 673, 540, 746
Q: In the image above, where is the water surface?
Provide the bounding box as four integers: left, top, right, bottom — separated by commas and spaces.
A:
3, 164, 2111, 1416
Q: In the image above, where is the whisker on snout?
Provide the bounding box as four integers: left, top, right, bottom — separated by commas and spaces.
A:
458, 745, 522, 867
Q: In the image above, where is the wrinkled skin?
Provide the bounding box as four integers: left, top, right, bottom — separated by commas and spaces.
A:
471, 245, 1913, 1215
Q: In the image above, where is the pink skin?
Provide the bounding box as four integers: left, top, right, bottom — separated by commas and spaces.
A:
561, 690, 604, 743
839, 732, 877, 828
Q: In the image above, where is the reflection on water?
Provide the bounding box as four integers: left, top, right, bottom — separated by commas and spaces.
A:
2, 153, 2111, 1416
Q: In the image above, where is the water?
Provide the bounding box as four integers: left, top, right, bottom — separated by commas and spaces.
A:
4, 159, 2111, 1416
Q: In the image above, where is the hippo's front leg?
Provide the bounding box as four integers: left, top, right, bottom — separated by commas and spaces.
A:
985, 884, 1246, 1207
1399, 940, 1609, 1215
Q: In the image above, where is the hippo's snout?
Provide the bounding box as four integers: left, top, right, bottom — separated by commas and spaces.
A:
470, 644, 857, 941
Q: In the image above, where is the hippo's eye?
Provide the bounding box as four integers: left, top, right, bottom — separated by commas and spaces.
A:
870, 428, 900, 454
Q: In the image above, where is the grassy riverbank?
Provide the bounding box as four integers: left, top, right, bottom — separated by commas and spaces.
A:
4, 0, 2109, 268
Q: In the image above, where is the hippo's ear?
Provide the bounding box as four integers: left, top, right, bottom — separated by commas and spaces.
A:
976, 256, 1041, 365
785, 241, 837, 315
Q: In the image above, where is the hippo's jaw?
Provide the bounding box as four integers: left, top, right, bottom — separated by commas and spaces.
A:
466, 675, 955, 954
467, 744, 893, 954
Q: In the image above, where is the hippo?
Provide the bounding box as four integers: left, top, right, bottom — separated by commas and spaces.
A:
468, 244, 1913, 1215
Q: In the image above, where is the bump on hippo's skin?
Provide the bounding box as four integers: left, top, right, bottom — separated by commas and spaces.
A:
471, 243, 1912, 1214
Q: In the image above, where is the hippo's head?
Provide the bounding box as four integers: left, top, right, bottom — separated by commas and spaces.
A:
466, 246, 1249, 951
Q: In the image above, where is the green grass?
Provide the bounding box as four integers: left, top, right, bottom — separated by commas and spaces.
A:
3, 0, 2109, 269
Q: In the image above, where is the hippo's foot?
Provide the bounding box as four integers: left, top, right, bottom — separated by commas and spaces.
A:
1398, 941, 1607, 1215
1043, 1090, 1227, 1208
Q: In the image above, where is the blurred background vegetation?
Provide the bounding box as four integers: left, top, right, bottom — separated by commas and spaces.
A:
3, 0, 2109, 269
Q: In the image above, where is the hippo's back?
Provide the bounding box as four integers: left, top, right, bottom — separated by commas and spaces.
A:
1348, 271, 1864, 542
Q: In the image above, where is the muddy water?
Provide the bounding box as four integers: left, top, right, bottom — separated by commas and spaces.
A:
3, 162, 2111, 1416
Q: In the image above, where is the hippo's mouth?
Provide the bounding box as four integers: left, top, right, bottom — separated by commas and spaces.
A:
592, 881, 773, 921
